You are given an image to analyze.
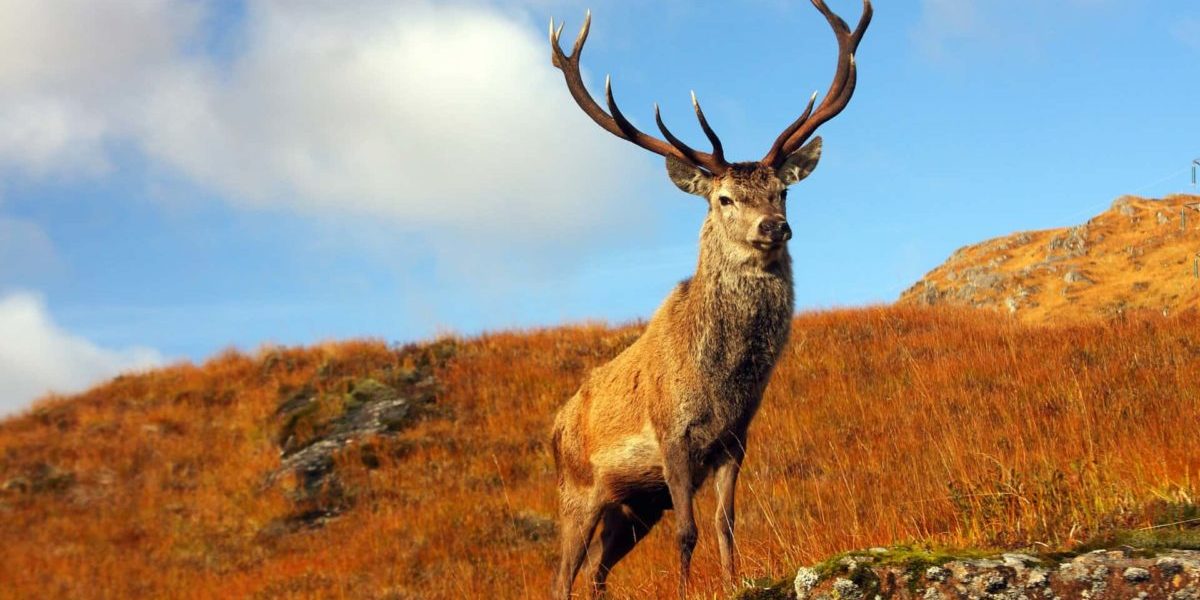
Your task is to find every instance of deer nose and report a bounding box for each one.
[759,218,792,242]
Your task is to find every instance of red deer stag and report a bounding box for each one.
[548,1,872,597]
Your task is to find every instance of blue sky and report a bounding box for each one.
[0,0,1198,412]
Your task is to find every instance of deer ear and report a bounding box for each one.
[777,136,822,186]
[666,156,712,197]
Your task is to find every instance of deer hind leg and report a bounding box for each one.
[587,501,665,597]
[554,489,605,600]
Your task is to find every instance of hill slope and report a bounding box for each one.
[899,194,1200,322]
[3,307,1200,598]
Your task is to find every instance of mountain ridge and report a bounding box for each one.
[899,194,1200,322]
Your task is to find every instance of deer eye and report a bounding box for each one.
[780,190,788,201]
[718,195,734,206]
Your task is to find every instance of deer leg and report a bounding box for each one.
[588,501,665,598]
[713,442,746,584]
[554,491,605,600]
[664,446,698,600]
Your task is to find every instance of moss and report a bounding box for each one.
[881,546,992,594]
[276,391,323,456]
[812,546,988,578]
[788,545,1001,600]
[1116,528,1200,550]
[1068,526,1200,556]
[343,378,397,410]
[733,578,793,600]
[844,562,881,599]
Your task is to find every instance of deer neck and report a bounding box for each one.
[689,227,794,369]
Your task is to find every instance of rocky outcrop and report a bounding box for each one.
[899,194,1200,323]
[263,340,455,529]
[738,547,1200,600]
[271,379,417,483]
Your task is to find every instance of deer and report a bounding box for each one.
[547,2,872,598]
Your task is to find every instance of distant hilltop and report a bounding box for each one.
[899,194,1200,323]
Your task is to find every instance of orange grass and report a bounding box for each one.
[1,305,1199,599]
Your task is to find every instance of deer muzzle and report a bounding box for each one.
[758,217,792,244]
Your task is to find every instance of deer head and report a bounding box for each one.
[550,0,871,259]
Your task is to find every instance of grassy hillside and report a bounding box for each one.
[3,306,1200,598]
[900,194,1200,323]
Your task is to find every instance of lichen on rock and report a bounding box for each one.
[745,546,1200,600]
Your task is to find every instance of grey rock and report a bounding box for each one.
[1157,557,1184,576]
[832,577,862,600]
[1123,567,1150,583]
[1046,224,1089,259]
[963,267,1005,290]
[271,380,412,483]
[794,567,820,599]
[1058,562,1087,582]
[1027,569,1050,587]
[956,284,979,301]
[917,281,942,306]
[1113,197,1138,216]
[787,548,1200,600]
[1170,588,1200,600]
[1002,553,1041,566]
[1004,296,1020,314]
[1064,269,1094,285]
[982,572,1008,593]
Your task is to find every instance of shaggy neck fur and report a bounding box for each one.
[688,217,795,410]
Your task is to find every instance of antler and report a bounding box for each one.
[761,0,873,168]
[549,11,730,175]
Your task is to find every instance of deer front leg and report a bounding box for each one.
[663,443,698,600]
[713,441,746,584]
[554,490,605,600]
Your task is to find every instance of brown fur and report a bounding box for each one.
[551,150,820,598]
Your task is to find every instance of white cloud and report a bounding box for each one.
[0,0,201,176]
[146,1,652,242]
[0,0,653,250]
[0,291,163,415]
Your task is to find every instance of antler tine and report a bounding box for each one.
[548,16,569,68]
[760,84,821,168]
[604,76,646,140]
[851,0,873,46]
[761,0,872,168]
[549,11,729,175]
[654,103,706,166]
[572,10,590,57]
[691,91,726,166]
